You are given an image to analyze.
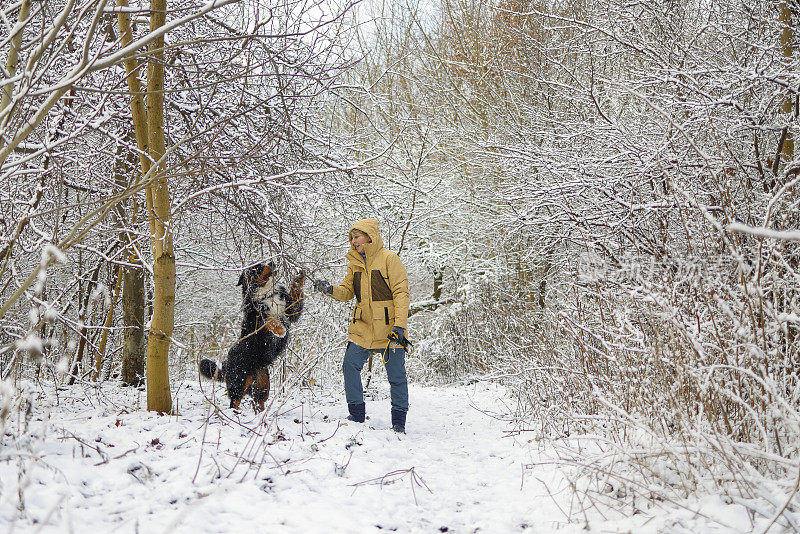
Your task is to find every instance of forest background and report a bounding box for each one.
[2,0,800,530]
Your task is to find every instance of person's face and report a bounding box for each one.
[351,233,371,253]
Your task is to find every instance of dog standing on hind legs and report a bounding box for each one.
[199,262,304,411]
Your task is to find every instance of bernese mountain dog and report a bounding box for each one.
[200,262,304,411]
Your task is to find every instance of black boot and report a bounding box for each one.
[391,409,406,434]
[347,402,365,423]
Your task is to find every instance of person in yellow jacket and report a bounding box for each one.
[314,219,410,433]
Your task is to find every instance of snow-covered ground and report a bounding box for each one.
[0,378,764,532]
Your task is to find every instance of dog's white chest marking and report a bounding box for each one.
[254,284,286,318]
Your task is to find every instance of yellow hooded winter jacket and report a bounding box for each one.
[331,219,410,350]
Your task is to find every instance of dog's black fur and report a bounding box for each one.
[199,262,304,410]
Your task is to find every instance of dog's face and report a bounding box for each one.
[238,262,286,318]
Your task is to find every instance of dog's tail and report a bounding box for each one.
[199,359,225,381]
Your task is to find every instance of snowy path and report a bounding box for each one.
[1,380,576,533]
[1,379,741,533]
[211,383,562,534]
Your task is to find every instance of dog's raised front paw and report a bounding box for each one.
[263,316,287,337]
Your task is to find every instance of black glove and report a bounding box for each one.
[389,326,412,350]
[313,279,333,295]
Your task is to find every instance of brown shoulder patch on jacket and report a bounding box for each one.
[371,270,393,301]
[353,271,362,302]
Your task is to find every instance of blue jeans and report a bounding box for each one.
[343,342,408,412]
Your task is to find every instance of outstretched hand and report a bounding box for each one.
[313,279,333,295]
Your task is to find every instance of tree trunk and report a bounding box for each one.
[121,264,146,386]
[779,2,799,374]
[433,268,443,303]
[780,2,794,165]
[144,0,174,413]
[94,266,122,381]
[68,259,103,385]
[0,0,31,140]
[116,0,155,228]
[116,0,150,389]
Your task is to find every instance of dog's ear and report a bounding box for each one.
[237,272,245,286]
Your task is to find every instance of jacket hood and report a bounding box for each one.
[348,218,384,260]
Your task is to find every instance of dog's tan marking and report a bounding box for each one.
[257,264,273,285]
[253,368,270,411]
